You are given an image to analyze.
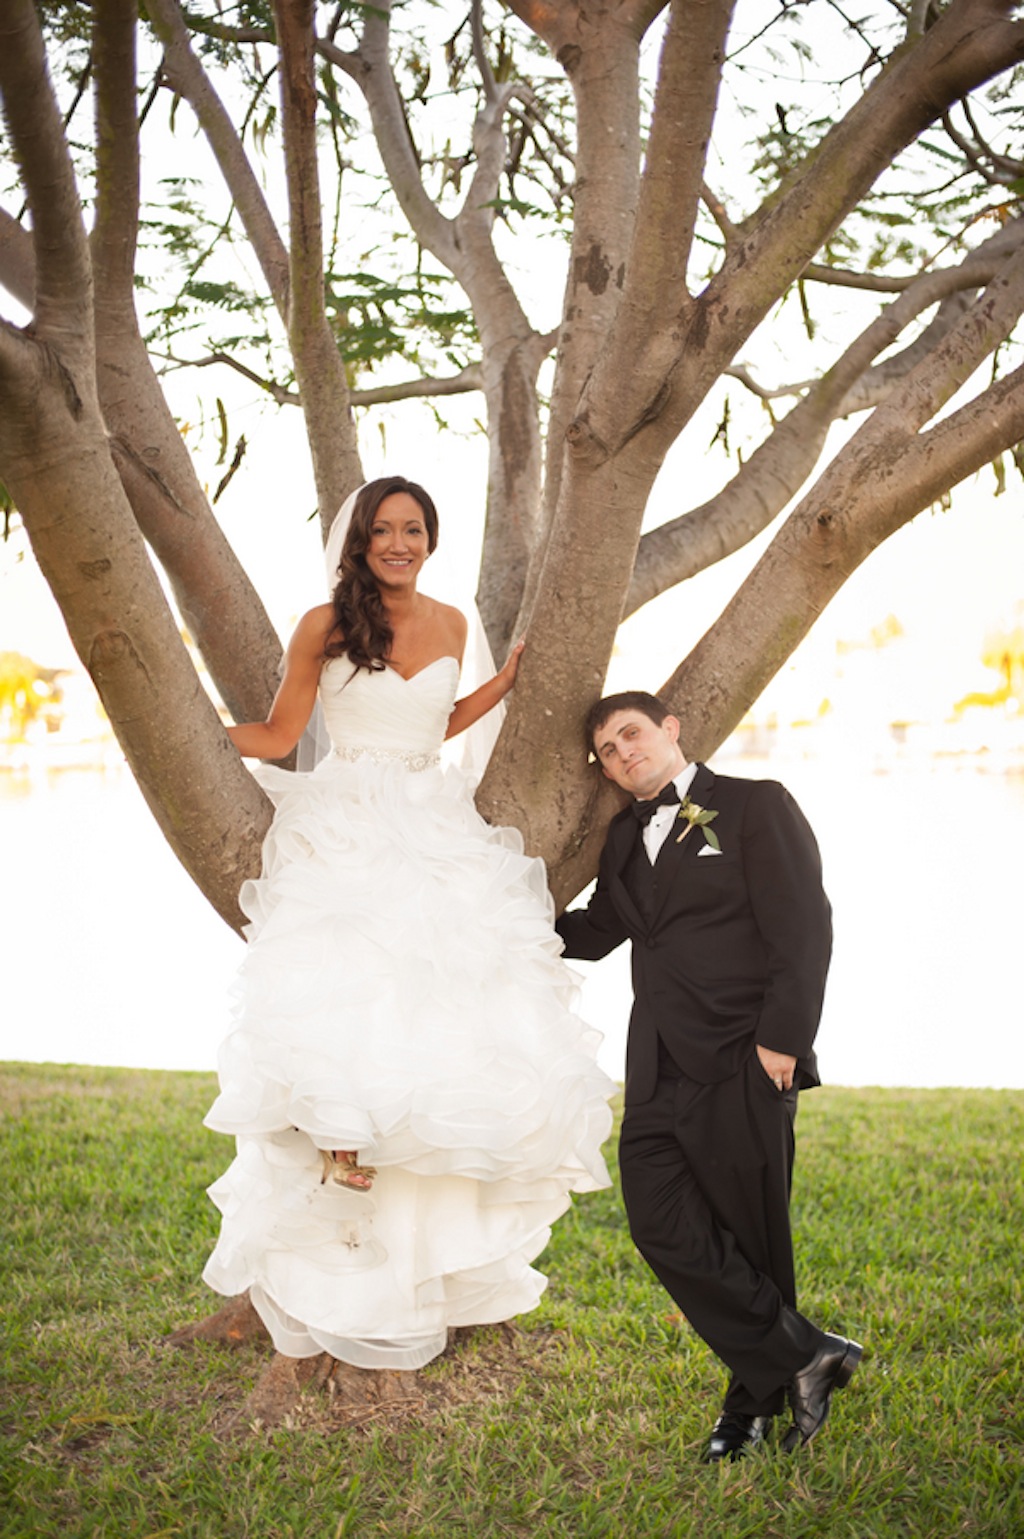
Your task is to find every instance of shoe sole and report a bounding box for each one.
[833,1339,863,1393]
[782,1338,863,1451]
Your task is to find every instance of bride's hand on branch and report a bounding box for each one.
[498,638,526,694]
[444,638,526,740]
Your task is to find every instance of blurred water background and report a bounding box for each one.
[3,755,1021,1090]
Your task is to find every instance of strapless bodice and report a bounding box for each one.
[318,655,459,764]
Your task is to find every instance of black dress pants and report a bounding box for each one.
[618,1052,824,1415]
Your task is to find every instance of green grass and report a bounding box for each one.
[1,1064,1021,1538]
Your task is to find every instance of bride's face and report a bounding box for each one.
[364,493,431,591]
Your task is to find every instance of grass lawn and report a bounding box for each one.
[1,1063,1021,1538]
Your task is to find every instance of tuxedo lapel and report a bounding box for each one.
[688,762,716,808]
[646,764,716,928]
[606,812,648,935]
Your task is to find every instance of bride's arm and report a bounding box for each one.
[228,605,332,759]
[445,640,525,740]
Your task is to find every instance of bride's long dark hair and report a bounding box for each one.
[326,477,439,670]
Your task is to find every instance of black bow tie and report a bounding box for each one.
[632,784,681,826]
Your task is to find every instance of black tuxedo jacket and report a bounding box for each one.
[556,764,832,1105]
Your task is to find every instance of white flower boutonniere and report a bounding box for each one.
[675,796,721,850]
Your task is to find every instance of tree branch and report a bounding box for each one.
[351,363,484,406]
[347,2,554,649]
[507,0,667,53]
[627,230,1021,615]
[0,204,35,311]
[836,216,1024,413]
[573,0,1024,470]
[885,358,1024,508]
[92,0,141,319]
[143,0,291,316]
[272,0,362,527]
[514,1,648,578]
[354,4,459,269]
[92,0,286,729]
[700,179,737,244]
[155,347,301,403]
[661,243,1024,758]
[0,313,36,386]
[719,0,1024,327]
[177,13,275,46]
[0,0,93,344]
[802,262,913,293]
[942,101,1024,184]
[310,29,364,82]
[622,0,736,316]
[0,6,275,927]
[907,0,933,38]
[154,348,485,407]
[470,0,498,105]
[723,364,813,401]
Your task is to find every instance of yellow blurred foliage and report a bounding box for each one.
[0,651,65,743]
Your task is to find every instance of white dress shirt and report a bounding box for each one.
[643,763,698,864]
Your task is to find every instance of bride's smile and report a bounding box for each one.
[365,492,430,589]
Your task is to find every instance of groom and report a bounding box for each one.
[555,692,862,1460]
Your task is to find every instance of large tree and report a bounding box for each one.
[1,0,1023,929]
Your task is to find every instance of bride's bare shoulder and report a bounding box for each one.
[424,597,468,651]
[289,603,340,655]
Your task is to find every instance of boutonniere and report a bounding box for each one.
[676,796,721,850]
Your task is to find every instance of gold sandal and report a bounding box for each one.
[320,1150,377,1192]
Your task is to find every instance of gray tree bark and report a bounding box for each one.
[0,0,269,929]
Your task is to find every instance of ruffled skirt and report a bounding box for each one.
[203,753,614,1369]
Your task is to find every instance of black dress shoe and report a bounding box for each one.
[702,1412,770,1463]
[781,1333,863,1451]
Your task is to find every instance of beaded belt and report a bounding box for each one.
[331,744,440,772]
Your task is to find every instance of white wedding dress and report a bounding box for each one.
[203,655,615,1370]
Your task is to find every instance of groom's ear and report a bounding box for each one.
[593,750,619,783]
[664,715,681,743]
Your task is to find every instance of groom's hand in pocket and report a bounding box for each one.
[756,1045,797,1092]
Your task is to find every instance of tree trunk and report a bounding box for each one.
[511,1,649,638]
[0,0,269,929]
[1,367,269,928]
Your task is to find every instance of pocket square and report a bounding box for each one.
[697,844,723,857]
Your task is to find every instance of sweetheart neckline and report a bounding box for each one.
[383,655,459,683]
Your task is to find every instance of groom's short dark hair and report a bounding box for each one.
[584,691,671,752]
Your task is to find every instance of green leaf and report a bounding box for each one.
[215,398,229,466]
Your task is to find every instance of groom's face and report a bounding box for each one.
[593,710,686,800]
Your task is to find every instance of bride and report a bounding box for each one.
[202,475,615,1371]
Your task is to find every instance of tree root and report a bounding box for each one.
[164,1292,271,1349]
[167,1301,530,1433]
[225,1352,426,1432]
